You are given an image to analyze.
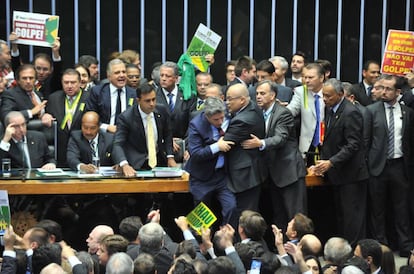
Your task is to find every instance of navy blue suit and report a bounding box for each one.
[185,112,237,226]
[85,83,136,125]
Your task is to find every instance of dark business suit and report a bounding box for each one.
[156,86,195,139]
[261,103,307,228]
[224,101,265,212]
[366,101,414,252]
[0,86,44,123]
[285,78,302,90]
[320,98,368,246]
[0,130,55,168]
[112,104,173,170]
[66,130,114,170]
[11,56,62,100]
[250,84,294,104]
[352,82,372,106]
[85,83,136,125]
[185,112,237,226]
[46,89,90,166]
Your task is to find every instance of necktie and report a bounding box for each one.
[216,127,225,169]
[115,88,122,122]
[197,99,204,110]
[263,111,269,121]
[146,115,157,168]
[387,106,394,159]
[312,94,320,147]
[28,91,39,106]
[367,86,373,97]
[18,140,31,169]
[90,140,97,158]
[167,92,174,112]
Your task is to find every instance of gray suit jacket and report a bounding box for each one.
[224,101,265,193]
[262,103,306,187]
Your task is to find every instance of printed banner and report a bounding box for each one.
[13,11,59,47]
[0,190,11,236]
[381,30,414,76]
[187,23,222,72]
[186,202,217,235]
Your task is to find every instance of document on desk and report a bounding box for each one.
[152,167,184,177]
[36,168,67,176]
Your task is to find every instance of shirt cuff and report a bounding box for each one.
[183,230,195,240]
[52,56,62,62]
[119,160,129,167]
[0,140,11,151]
[259,140,266,150]
[26,249,33,256]
[11,49,19,57]
[100,123,109,132]
[28,110,33,119]
[210,143,220,154]
[207,247,217,259]
[225,246,236,255]
[67,256,82,267]
[3,250,16,258]
[77,163,82,171]
[167,155,174,158]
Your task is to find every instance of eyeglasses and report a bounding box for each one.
[226,96,242,101]
[373,85,396,92]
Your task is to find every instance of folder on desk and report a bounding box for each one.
[152,167,183,177]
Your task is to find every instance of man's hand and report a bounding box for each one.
[218,224,235,249]
[272,224,286,255]
[404,69,414,87]
[41,163,56,170]
[147,209,160,223]
[9,32,19,51]
[60,241,75,260]
[217,137,234,152]
[41,113,55,127]
[3,226,16,251]
[201,227,213,250]
[2,122,16,143]
[80,163,98,174]
[122,164,136,177]
[241,134,262,149]
[183,150,190,161]
[174,216,189,232]
[313,160,332,175]
[205,54,215,65]
[107,125,117,133]
[167,157,177,167]
[173,138,181,153]
[32,101,47,116]
[51,37,61,59]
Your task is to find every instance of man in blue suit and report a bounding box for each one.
[185,97,237,226]
[86,58,136,133]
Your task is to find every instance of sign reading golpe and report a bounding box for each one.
[381,30,414,76]
[13,11,59,47]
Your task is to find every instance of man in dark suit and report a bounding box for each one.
[67,111,113,173]
[314,78,368,246]
[189,72,213,118]
[366,74,414,256]
[46,68,90,166]
[352,60,381,106]
[113,83,176,177]
[0,64,53,126]
[269,56,302,89]
[224,83,265,213]
[185,97,237,226]
[225,56,257,98]
[242,80,307,230]
[0,111,55,169]
[9,33,63,100]
[86,58,136,133]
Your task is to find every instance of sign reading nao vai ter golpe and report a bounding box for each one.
[381,30,414,76]
[13,11,59,47]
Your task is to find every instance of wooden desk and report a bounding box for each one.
[0,173,190,195]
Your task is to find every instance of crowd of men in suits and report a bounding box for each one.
[1,32,414,265]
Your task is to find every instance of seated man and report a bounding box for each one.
[112,83,176,177]
[0,111,55,169]
[67,111,113,173]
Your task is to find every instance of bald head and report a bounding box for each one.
[226,83,250,113]
[40,263,66,274]
[86,225,114,254]
[81,111,100,141]
[299,234,322,257]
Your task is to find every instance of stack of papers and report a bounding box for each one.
[152,167,183,177]
[36,168,67,176]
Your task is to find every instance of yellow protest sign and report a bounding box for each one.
[186,202,217,235]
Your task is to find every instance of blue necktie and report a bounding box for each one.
[312,94,320,147]
[167,93,174,112]
[215,127,225,169]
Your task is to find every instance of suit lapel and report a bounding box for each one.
[325,100,345,138]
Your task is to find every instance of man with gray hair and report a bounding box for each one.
[86,58,136,133]
[185,96,237,226]
[313,78,368,246]
[106,252,134,274]
[323,237,353,273]
[138,223,173,274]
[269,56,301,89]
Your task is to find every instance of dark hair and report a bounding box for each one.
[172,258,197,274]
[134,253,156,274]
[137,83,155,98]
[357,239,382,268]
[239,210,267,241]
[304,255,322,274]
[119,216,143,242]
[257,80,279,96]
[175,240,197,259]
[363,60,379,71]
[74,63,91,78]
[256,60,276,74]
[235,241,265,270]
[35,219,63,242]
[315,59,332,75]
[32,243,62,274]
[79,55,99,67]
[34,53,52,67]
[235,56,256,77]
[261,251,282,274]
[16,64,36,80]
[28,227,49,247]
[62,68,81,81]
[100,234,129,256]
[207,257,236,274]
[292,51,307,62]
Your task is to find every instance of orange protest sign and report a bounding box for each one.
[381,30,414,76]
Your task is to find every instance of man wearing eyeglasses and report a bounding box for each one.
[366,74,414,257]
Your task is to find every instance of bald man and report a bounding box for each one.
[66,111,114,173]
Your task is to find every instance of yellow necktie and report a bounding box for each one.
[146,115,157,168]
